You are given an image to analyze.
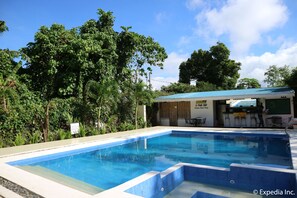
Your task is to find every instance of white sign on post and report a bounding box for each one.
[70,123,80,135]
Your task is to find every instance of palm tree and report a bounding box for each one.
[85,79,118,126]
[0,74,18,113]
[133,81,153,129]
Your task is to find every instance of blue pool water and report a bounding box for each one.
[11,131,292,190]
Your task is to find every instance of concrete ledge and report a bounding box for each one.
[0,186,23,198]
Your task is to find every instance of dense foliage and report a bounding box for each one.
[0,9,167,147]
[179,42,241,90]
[264,65,292,87]
[236,78,261,89]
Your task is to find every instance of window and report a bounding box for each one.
[265,99,291,114]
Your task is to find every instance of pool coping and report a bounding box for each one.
[0,126,296,198]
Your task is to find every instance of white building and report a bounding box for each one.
[154,87,295,128]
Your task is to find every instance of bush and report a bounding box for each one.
[28,131,42,144]
[99,128,106,134]
[79,124,87,137]
[48,131,57,141]
[87,127,99,136]
[0,137,4,148]
[137,117,147,128]
[118,122,135,131]
[57,129,72,140]
[106,115,118,133]
[14,133,26,146]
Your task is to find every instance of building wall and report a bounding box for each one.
[262,96,294,126]
[160,118,170,126]
[190,100,214,127]
[157,96,294,127]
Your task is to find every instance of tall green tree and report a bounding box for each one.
[264,65,291,87]
[133,81,153,129]
[85,79,118,126]
[0,21,8,33]
[179,42,241,89]
[285,67,297,88]
[237,78,261,89]
[115,27,167,126]
[76,9,118,100]
[22,24,77,141]
[0,21,22,113]
[0,67,19,113]
[161,82,199,94]
[285,67,297,117]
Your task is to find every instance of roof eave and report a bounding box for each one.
[154,92,294,102]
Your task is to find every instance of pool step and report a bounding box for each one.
[18,165,103,195]
[165,181,261,198]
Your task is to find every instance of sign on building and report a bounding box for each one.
[195,100,208,109]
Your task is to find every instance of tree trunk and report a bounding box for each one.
[98,107,101,128]
[2,97,8,113]
[43,101,50,142]
[135,100,138,129]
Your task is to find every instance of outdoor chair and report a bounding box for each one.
[196,117,206,127]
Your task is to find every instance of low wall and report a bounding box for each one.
[111,163,297,198]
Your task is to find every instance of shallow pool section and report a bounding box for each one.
[8,131,292,191]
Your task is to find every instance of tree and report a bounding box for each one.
[0,22,22,113]
[76,9,118,100]
[0,69,19,113]
[22,24,78,141]
[85,79,118,127]
[161,83,198,94]
[196,81,218,91]
[179,42,241,90]
[264,65,291,87]
[179,62,191,84]
[237,78,261,89]
[0,21,8,33]
[285,67,297,117]
[133,82,153,129]
[285,67,297,88]
[115,27,167,126]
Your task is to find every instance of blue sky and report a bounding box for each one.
[1,0,297,89]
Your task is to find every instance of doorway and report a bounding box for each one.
[214,100,226,127]
[169,102,178,126]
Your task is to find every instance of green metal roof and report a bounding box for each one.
[155,87,295,102]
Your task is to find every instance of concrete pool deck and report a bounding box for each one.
[0,126,296,198]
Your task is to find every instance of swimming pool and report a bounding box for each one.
[9,130,292,191]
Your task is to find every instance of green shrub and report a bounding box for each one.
[48,131,57,141]
[106,115,118,133]
[137,117,147,128]
[14,133,26,146]
[99,128,106,134]
[28,131,42,144]
[87,127,99,136]
[57,129,72,140]
[118,122,135,131]
[79,124,87,137]
[0,137,4,148]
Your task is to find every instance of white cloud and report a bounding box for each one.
[239,43,297,85]
[155,12,168,24]
[196,0,288,55]
[150,76,179,90]
[178,36,192,46]
[186,0,204,10]
[150,52,188,89]
[267,35,285,46]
